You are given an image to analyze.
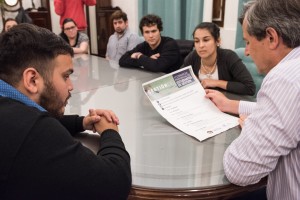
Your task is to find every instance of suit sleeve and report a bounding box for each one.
[59,115,85,136]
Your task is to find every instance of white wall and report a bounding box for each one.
[202,0,238,49]
[49,0,60,34]
[221,0,239,49]
[112,0,139,34]
[23,0,41,9]
[88,6,97,54]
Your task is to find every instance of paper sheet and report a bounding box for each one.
[142,66,239,141]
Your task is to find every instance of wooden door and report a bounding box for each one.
[28,0,52,31]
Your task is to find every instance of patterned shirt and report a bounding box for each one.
[224,46,300,200]
[0,79,46,112]
[74,32,89,48]
[106,28,143,61]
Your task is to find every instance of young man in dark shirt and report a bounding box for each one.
[119,14,182,73]
[0,24,131,200]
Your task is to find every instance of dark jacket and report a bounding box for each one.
[184,48,255,95]
[119,36,182,73]
[0,97,131,200]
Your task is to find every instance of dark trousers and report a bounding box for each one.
[230,187,267,200]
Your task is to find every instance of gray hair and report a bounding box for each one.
[242,0,300,48]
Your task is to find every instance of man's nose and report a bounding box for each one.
[244,47,250,56]
[68,80,74,91]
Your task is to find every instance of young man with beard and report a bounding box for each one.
[119,14,182,73]
[106,10,143,61]
[0,24,131,200]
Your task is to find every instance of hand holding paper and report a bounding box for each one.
[142,66,239,141]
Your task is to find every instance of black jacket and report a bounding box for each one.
[0,97,131,200]
[119,36,182,73]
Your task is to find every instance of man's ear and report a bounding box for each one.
[266,27,279,49]
[22,68,43,94]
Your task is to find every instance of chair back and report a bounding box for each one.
[234,47,265,96]
[176,39,194,61]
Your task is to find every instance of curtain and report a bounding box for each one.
[235,0,249,48]
[138,0,204,40]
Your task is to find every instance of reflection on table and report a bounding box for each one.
[66,54,266,199]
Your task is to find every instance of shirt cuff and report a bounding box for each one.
[239,101,257,115]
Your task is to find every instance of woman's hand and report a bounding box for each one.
[201,79,227,90]
[201,79,217,88]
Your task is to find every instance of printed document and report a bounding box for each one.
[142,66,239,141]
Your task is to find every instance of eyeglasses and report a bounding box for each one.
[64,26,76,31]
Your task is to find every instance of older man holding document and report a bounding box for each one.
[206,0,300,199]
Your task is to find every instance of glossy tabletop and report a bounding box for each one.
[65,55,265,199]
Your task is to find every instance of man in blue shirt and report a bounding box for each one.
[106,10,143,61]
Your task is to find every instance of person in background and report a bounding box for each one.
[206,0,300,199]
[0,23,131,200]
[106,9,143,61]
[59,18,89,54]
[54,0,96,32]
[184,22,255,95]
[119,14,182,73]
[1,18,18,33]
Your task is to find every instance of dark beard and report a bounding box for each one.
[39,80,70,119]
[116,29,125,35]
